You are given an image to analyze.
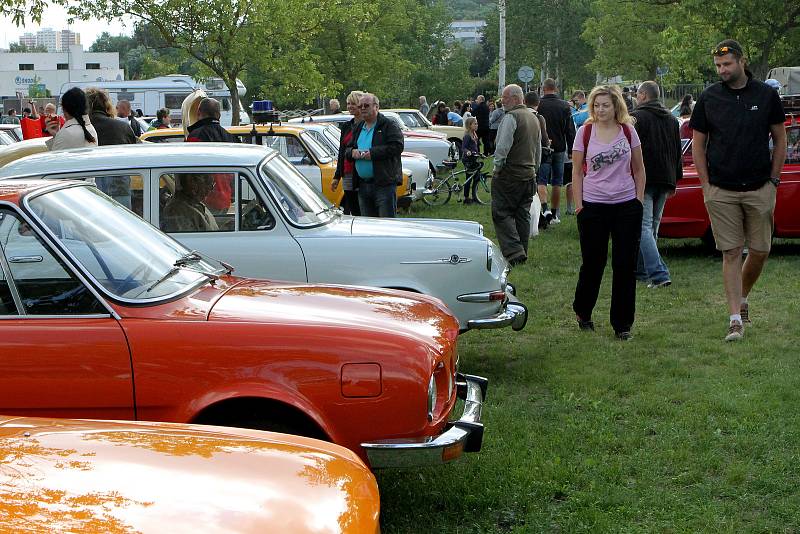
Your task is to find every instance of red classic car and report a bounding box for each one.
[0,416,380,533]
[0,180,486,469]
[659,122,800,248]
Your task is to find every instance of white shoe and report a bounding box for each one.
[551,216,561,224]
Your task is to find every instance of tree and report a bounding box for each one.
[2,0,59,26]
[71,0,334,124]
[665,0,800,79]
[9,42,48,52]
[483,0,595,92]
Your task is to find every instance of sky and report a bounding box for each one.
[0,5,129,49]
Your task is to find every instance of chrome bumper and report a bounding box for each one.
[464,288,528,331]
[362,373,487,469]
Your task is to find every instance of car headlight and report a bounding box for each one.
[486,243,493,272]
[427,374,437,422]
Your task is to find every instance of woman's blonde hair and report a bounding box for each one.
[464,116,477,132]
[586,85,632,125]
[346,91,365,106]
[85,87,116,117]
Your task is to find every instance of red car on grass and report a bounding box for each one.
[659,115,800,249]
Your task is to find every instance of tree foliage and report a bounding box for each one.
[9,42,48,52]
[71,0,335,124]
[483,0,595,93]
[583,0,800,83]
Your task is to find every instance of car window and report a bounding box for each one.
[28,185,217,301]
[0,130,14,146]
[786,127,800,164]
[90,175,145,217]
[239,173,275,231]
[147,135,184,143]
[0,241,19,315]
[159,172,235,233]
[259,156,334,227]
[0,209,104,315]
[398,113,420,128]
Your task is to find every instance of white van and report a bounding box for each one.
[59,75,250,126]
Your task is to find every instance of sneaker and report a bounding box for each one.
[725,321,744,342]
[615,331,633,341]
[647,279,672,289]
[551,216,561,225]
[542,209,553,222]
[576,316,594,331]
[740,302,751,325]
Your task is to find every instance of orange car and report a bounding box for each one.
[0,179,486,469]
[0,415,380,532]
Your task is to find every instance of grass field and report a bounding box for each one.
[376,196,800,533]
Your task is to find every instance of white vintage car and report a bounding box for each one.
[296,121,435,200]
[387,108,466,158]
[0,143,527,333]
[290,112,453,170]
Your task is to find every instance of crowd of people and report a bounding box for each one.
[0,37,786,343]
[463,38,785,343]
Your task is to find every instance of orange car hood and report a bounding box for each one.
[210,279,459,348]
[0,416,379,533]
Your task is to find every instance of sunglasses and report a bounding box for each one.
[712,45,741,56]
[358,103,374,109]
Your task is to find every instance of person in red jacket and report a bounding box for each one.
[20,102,42,140]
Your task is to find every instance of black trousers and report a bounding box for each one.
[341,190,360,216]
[573,199,643,333]
[491,177,535,261]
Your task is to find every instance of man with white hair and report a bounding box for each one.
[492,84,541,265]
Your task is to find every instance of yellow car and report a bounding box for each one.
[141,124,413,209]
[0,415,380,533]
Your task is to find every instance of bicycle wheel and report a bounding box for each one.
[422,177,452,206]
[473,173,491,205]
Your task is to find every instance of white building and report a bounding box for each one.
[18,28,81,52]
[0,45,122,98]
[449,20,487,47]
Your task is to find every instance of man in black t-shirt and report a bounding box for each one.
[690,39,786,342]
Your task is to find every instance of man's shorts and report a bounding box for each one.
[537,150,566,187]
[704,181,776,252]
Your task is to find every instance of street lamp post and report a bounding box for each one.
[498,0,506,94]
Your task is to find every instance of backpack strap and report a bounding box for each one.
[622,124,633,174]
[581,123,592,174]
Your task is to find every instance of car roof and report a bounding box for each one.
[140,124,309,139]
[0,143,275,179]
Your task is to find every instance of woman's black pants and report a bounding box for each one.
[573,199,643,333]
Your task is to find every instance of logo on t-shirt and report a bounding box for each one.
[590,140,629,171]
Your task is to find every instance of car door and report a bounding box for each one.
[264,135,323,191]
[0,206,134,420]
[150,168,308,282]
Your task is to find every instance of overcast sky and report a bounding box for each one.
[0,5,130,49]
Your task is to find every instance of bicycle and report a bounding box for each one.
[422,156,491,206]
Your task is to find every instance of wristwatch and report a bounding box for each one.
[769,176,781,187]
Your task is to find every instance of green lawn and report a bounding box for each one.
[377,197,800,533]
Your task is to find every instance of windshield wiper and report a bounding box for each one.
[315,206,339,217]
[142,251,219,295]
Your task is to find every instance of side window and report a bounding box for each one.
[159,172,235,233]
[239,174,275,231]
[400,113,419,128]
[787,128,800,164]
[0,237,18,315]
[266,135,312,165]
[0,210,104,315]
[91,175,145,216]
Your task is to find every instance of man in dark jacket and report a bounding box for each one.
[632,80,682,289]
[186,98,237,143]
[536,78,575,223]
[690,39,786,342]
[346,93,404,217]
[472,95,491,154]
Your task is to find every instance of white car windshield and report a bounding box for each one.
[259,155,336,226]
[27,185,223,301]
